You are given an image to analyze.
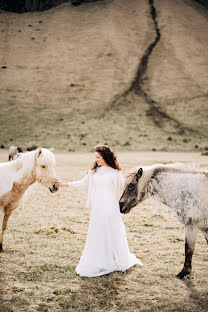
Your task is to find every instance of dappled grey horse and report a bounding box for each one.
[119,164,208,279]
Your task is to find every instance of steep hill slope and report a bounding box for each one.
[0,0,207,151]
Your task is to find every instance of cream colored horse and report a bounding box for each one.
[0,148,59,252]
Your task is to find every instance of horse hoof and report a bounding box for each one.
[176,270,191,279]
[0,248,5,253]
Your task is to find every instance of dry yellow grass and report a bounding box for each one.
[0,151,208,312]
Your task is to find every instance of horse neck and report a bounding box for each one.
[14,178,35,197]
[16,151,37,187]
[146,173,171,207]
[19,174,36,189]
[146,171,197,209]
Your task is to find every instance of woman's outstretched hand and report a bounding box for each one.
[125,170,137,178]
[55,179,68,187]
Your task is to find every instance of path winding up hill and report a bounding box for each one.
[0,0,207,151]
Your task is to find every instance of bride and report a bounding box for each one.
[56,145,143,277]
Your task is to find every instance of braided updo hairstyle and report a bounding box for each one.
[91,145,121,171]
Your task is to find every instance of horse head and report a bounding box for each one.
[34,148,59,193]
[119,168,144,214]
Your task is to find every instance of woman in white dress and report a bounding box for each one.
[56,145,143,277]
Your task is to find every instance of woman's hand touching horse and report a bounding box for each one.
[54,179,68,187]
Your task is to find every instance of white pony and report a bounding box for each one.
[0,148,59,252]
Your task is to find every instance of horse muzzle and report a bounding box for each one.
[119,202,130,214]
[120,208,130,214]
[49,184,59,193]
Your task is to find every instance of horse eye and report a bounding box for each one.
[41,165,46,169]
[128,183,134,190]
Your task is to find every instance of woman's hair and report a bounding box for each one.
[91,145,121,171]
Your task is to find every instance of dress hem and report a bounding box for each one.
[75,259,143,278]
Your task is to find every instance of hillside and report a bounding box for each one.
[0,0,207,152]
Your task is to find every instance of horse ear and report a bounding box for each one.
[49,147,55,153]
[36,147,42,158]
[136,168,143,181]
[138,168,143,177]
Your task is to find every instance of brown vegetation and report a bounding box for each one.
[0,0,207,151]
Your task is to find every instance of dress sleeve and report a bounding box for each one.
[118,171,126,193]
[115,170,126,200]
[67,172,90,188]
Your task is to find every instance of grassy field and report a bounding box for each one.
[0,151,208,312]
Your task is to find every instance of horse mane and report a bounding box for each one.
[16,148,55,170]
[12,150,36,183]
[132,163,208,195]
[150,163,206,176]
[16,150,36,169]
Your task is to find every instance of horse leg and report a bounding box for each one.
[177,224,198,279]
[0,210,3,252]
[201,229,208,243]
[0,212,12,253]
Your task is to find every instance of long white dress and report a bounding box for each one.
[68,166,143,277]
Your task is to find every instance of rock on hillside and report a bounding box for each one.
[0,0,207,151]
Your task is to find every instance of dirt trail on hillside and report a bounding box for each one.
[0,0,207,151]
[143,0,208,133]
